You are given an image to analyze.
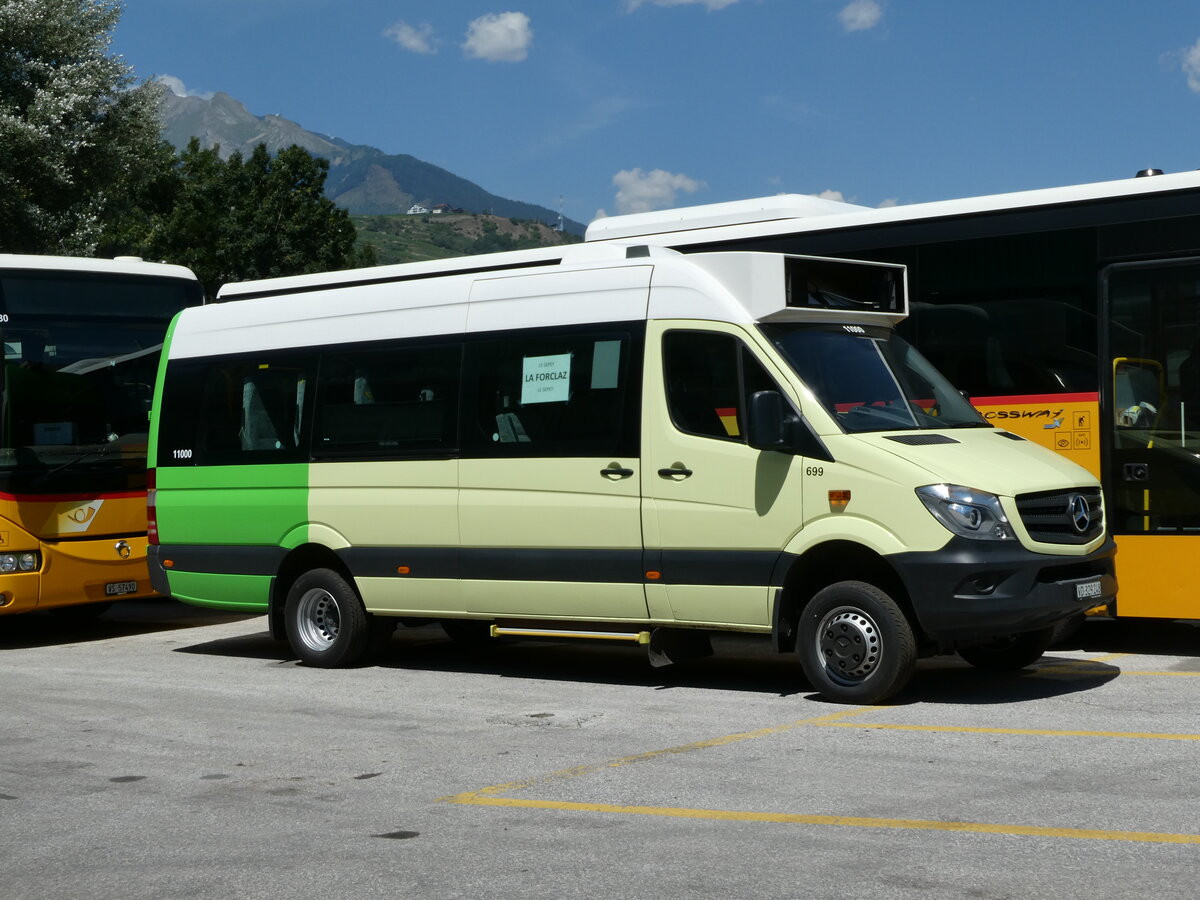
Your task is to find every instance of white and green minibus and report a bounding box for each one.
[147,242,1115,703]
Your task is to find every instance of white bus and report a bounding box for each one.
[147,241,1112,703]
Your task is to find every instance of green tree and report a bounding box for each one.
[0,0,162,253]
[144,140,374,297]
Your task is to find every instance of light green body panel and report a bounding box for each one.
[165,571,272,612]
[459,456,648,619]
[659,584,773,626]
[357,577,462,615]
[155,464,309,547]
[308,459,460,612]
[307,459,459,547]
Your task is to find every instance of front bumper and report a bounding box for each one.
[891,536,1117,644]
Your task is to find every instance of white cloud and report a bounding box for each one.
[816,189,846,202]
[155,75,213,100]
[838,0,882,32]
[1183,38,1200,92]
[463,12,533,62]
[384,21,438,55]
[877,197,899,208]
[623,0,742,10]
[613,168,706,214]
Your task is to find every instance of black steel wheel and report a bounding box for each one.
[796,581,917,704]
[284,568,373,667]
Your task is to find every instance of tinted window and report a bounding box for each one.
[463,325,641,457]
[158,355,312,466]
[313,343,460,458]
[663,331,777,442]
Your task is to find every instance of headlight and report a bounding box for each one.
[916,484,1015,541]
[0,552,41,573]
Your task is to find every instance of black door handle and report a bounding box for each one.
[601,466,635,477]
[657,467,693,478]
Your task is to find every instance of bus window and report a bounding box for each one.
[314,344,461,458]
[192,356,312,464]
[1106,262,1200,534]
[462,327,639,458]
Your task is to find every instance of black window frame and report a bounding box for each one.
[460,321,644,460]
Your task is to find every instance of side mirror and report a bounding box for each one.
[747,390,789,450]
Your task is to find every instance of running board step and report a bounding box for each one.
[489,625,651,644]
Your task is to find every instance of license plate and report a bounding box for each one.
[105,581,138,596]
[1075,580,1102,600]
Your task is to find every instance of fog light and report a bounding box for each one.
[0,554,16,574]
[19,552,37,571]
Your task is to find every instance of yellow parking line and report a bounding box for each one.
[450,796,1200,844]
[816,722,1200,740]
[439,705,880,803]
[438,666,1200,845]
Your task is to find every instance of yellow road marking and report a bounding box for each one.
[817,722,1200,740]
[439,653,1200,844]
[439,706,879,803]
[449,796,1200,844]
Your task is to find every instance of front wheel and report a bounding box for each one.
[958,627,1054,671]
[796,581,916,704]
[285,568,374,667]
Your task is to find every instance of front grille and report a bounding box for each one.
[1015,487,1104,545]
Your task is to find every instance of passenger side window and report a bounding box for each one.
[463,326,641,458]
[161,355,312,466]
[314,343,460,458]
[663,331,776,443]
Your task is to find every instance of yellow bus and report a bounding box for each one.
[0,255,202,617]
[587,170,1200,620]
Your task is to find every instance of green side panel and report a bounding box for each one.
[156,464,309,547]
[147,312,181,465]
[167,571,272,612]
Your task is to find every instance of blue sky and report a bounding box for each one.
[114,0,1200,226]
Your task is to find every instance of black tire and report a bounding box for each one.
[796,581,917,704]
[958,627,1054,671]
[284,568,373,667]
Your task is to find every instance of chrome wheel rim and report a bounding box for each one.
[815,605,882,684]
[295,587,340,652]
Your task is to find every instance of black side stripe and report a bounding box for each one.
[157,544,791,588]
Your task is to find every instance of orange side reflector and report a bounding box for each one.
[645,571,662,581]
[397,566,411,575]
[163,559,174,568]
[828,490,851,512]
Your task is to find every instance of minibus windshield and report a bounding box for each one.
[761,323,988,434]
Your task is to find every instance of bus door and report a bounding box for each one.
[642,325,803,628]
[1104,258,1200,617]
[456,268,652,621]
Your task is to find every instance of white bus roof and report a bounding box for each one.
[0,253,198,281]
[584,170,1200,245]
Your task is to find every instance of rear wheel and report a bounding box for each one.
[285,569,374,667]
[958,627,1054,671]
[796,581,916,704]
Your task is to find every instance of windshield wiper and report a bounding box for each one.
[30,445,113,486]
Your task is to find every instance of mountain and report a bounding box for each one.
[158,89,584,234]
